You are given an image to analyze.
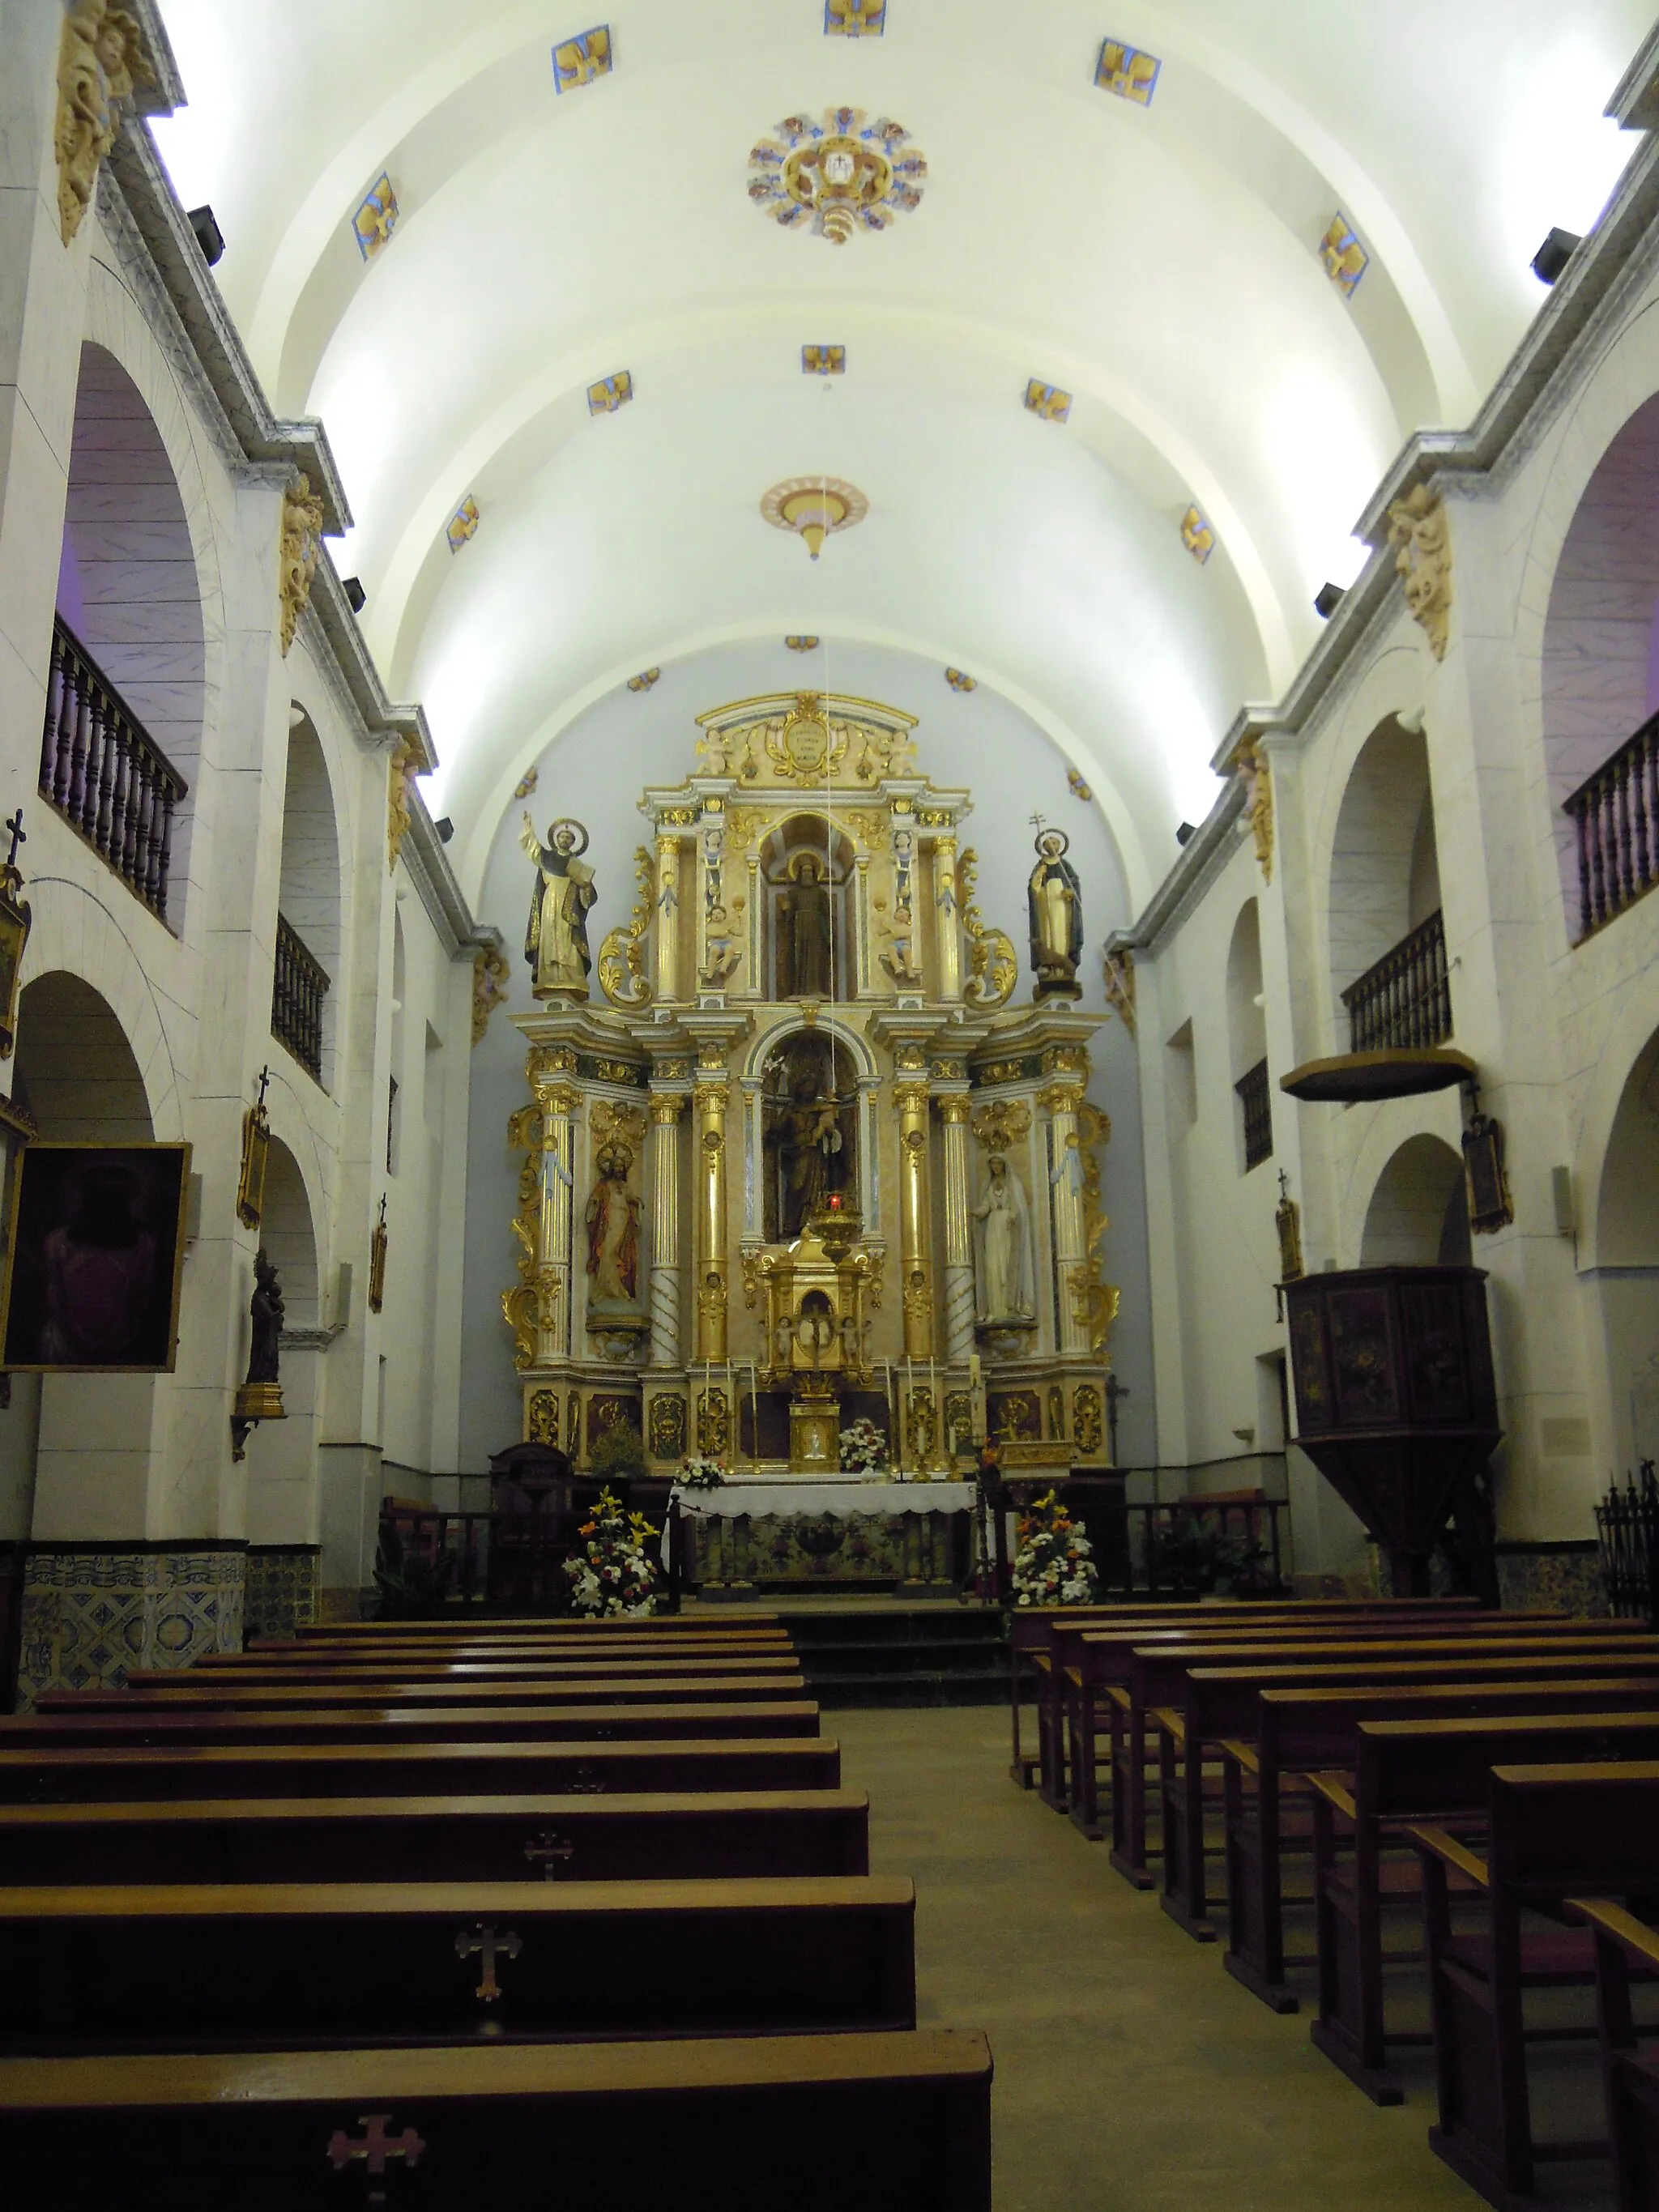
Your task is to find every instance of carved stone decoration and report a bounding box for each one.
[1102,946,1137,1034]
[958,850,1017,1009]
[277,475,326,656]
[55,0,152,245]
[471,944,510,1044]
[386,740,416,874]
[1232,736,1274,883]
[598,846,654,1008]
[1387,484,1452,661]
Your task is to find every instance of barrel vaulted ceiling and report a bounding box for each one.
[148,0,1646,906]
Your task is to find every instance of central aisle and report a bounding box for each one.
[835,1707,1494,2212]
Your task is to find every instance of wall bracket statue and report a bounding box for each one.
[1028,825,1084,1000]
[522,816,597,1001]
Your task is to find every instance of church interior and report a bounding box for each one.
[4,1,1659,2205]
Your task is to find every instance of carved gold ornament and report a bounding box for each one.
[1102,946,1137,1034]
[1068,1100,1119,1356]
[55,1,151,245]
[386,741,416,874]
[958,850,1017,1010]
[598,846,654,1008]
[761,479,868,563]
[527,1388,559,1447]
[694,691,916,787]
[1073,1383,1104,1457]
[1387,484,1452,661]
[748,109,926,246]
[971,1099,1032,1156]
[591,1100,646,1158]
[471,944,510,1045]
[278,475,326,657]
[1233,736,1274,883]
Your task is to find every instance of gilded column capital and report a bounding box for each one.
[650,1092,689,1125]
[1037,1081,1085,1117]
[693,1081,730,1116]
[935,1094,972,1125]
[535,1083,583,1119]
[893,1082,932,1118]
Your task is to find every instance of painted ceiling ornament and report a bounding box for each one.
[446,495,480,554]
[1024,380,1073,424]
[514,766,539,800]
[55,0,153,246]
[1096,38,1161,104]
[785,637,821,653]
[1387,484,1453,661]
[627,668,660,693]
[761,476,868,562]
[945,668,977,693]
[825,0,886,32]
[1319,211,1369,300]
[1180,505,1215,565]
[352,173,399,262]
[748,109,926,246]
[1067,767,1093,802]
[802,345,847,375]
[277,474,326,658]
[1232,735,1274,883]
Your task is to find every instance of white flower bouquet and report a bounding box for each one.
[1010,1489,1098,1609]
[679,1453,727,1491]
[564,1485,659,1616]
[838,1416,889,1474]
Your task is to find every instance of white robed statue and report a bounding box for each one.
[521,815,596,1001]
[971,1154,1035,1321]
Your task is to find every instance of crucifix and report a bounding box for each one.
[327,2112,427,2200]
[454,1921,522,2002]
[2,811,24,876]
[523,1828,576,1877]
[1104,1371,1130,1464]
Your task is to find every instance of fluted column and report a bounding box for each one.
[647,1089,686,1367]
[933,834,962,1003]
[896,1077,934,1357]
[1040,1080,1090,1357]
[693,1074,730,1362]
[655,833,681,1002]
[937,1091,975,1362]
[532,1075,581,1365]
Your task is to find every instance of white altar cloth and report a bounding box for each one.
[670,1480,978,1519]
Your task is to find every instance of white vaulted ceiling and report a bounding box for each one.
[147,0,1646,906]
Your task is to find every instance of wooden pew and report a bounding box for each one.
[1563,1899,1659,2212]
[1411,1760,1659,2208]
[1111,1630,1650,1891]
[0,1735,840,1805]
[0,1874,915,2051]
[0,2027,994,2212]
[0,1788,872,1885]
[126,1656,804,1690]
[37,1673,808,1714]
[288,1610,784,1635]
[2,1701,822,1750]
[232,1628,795,1658]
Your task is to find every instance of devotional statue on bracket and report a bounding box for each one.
[521,814,597,1001]
[762,1033,855,1240]
[972,1153,1035,1323]
[777,849,835,999]
[584,1142,642,1308]
[1028,825,1084,1000]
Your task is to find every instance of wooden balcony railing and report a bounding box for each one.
[1235,1056,1273,1170]
[1341,908,1451,1051]
[40,616,186,924]
[272,912,329,1081]
[1564,713,1659,940]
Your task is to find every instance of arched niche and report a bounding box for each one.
[245,1136,322,1545]
[1327,716,1443,1035]
[757,815,856,1003]
[55,343,205,923]
[1359,1132,1470,1268]
[275,709,343,1088]
[1225,897,1271,1174]
[1593,1023,1659,1473]
[758,1028,859,1242]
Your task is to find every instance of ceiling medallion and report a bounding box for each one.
[748,109,926,246]
[761,477,868,561]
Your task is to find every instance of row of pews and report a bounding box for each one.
[0,1609,992,2210]
[1011,1593,1659,2211]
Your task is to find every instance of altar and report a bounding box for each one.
[668,1479,979,1592]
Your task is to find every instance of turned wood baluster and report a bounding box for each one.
[40,631,66,795]
[1591,776,1610,927]
[143,768,166,910]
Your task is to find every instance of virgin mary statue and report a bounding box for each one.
[971,1154,1035,1322]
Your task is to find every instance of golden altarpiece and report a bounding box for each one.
[501,692,1119,1509]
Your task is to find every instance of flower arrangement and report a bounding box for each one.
[679,1454,727,1492]
[838,1417,888,1475]
[1010,1489,1098,1609]
[564,1485,659,1616]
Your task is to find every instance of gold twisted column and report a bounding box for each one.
[936,1092,975,1362]
[533,1075,581,1365]
[655,833,681,1002]
[896,1080,934,1358]
[647,1090,685,1367]
[1039,1080,1090,1357]
[934,835,962,1003]
[693,1077,730,1362]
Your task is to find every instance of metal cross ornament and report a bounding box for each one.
[3,812,24,872]
[327,2112,427,2203]
[454,1921,522,2001]
[523,1827,576,1877]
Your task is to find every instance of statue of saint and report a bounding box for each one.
[521,816,597,1001]
[972,1154,1034,1322]
[245,1247,284,1386]
[1027,827,1084,999]
[584,1143,641,1306]
[778,850,834,999]
[766,1056,848,1238]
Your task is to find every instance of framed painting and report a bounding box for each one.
[0,1142,191,1371]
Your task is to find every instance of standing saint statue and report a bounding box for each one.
[584,1143,642,1306]
[521,815,597,1001]
[778,850,834,999]
[971,1154,1035,1322]
[1027,826,1084,999]
[765,1055,848,1238]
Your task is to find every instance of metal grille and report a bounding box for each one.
[1596,1461,1659,1623]
[1235,1056,1273,1171]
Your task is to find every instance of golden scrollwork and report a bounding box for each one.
[531,1045,578,1081]
[527,1388,559,1446]
[696,693,918,787]
[696,1387,731,1455]
[894,1042,928,1073]
[471,944,510,1045]
[278,475,326,657]
[724,807,770,850]
[740,1248,765,1311]
[957,850,1017,1009]
[55,0,152,245]
[591,1100,646,1157]
[1067,1098,1119,1356]
[1103,946,1137,1033]
[597,846,655,1008]
[971,1098,1032,1155]
[1232,735,1274,883]
[1073,1383,1104,1456]
[976,1058,1026,1087]
[893,1083,931,1118]
[1068,1268,1121,1359]
[1387,484,1452,661]
[842,808,890,852]
[386,740,416,874]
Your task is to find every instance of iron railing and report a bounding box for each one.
[1596,1461,1659,1623]
[1341,908,1451,1051]
[1235,1057,1273,1170]
[1564,714,1659,940]
[272,913,330,1082]
[40,615,186,924]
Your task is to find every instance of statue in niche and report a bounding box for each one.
[246,1248,285,1385]
[777,850,834,999]
[1027,825,1084,1000]
[520,815,597,1001]
[972,1154,1034,1323]
[584,1143,642,1306]
[763,1034,855,1240]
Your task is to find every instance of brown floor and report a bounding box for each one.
[834,1706,1572,2212]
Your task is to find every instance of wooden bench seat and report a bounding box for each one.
[0,1788,872,1884]
[223,1631,795,1664]
[0,1736,840,1806]
[2,1701,821,1750]
[1410,1761,1659,2208]
[288,1610,784,1636]
[0,1875,915,2052]
[0,2027,994,2212]
[1563,1899,1659,2212]
[126,1656,804,1690]
[36,1673,807,1714]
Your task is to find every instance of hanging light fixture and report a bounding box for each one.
[761,476,868,560]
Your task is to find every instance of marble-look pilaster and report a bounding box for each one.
[533,1071,581,1365]
[648,1089,686,1367]
[936,1091,975,1362]
[1039,1080,1091,1357]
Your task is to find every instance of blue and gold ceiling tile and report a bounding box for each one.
[553,26,612,92]
[1180,505,1216,565]
[1024,380,1073,424]
[1096,40,1161,105]
[352,173,399,261]
[446,496,480,554]
[1319,213,1368,300]
[588,371,634,415]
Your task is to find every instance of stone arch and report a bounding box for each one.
[1359,1132,1470,1268]
[274,707,343,1087]
[17,878,183,1138]
[1225,896,1269,1172]
[1589,1021,1659,1473]
[1325,714,1444,1039]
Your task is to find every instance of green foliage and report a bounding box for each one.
[371,1518,456,1620]
[1154,1514,1269,1596]
[589,1421,647,1481]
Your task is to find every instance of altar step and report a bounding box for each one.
[775,1602,1007,1709]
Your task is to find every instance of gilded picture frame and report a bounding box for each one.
[368,1196,388,1315]
[0,1141,192,1372]
[0,847,32,1060]
[237,1097,271,1229]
